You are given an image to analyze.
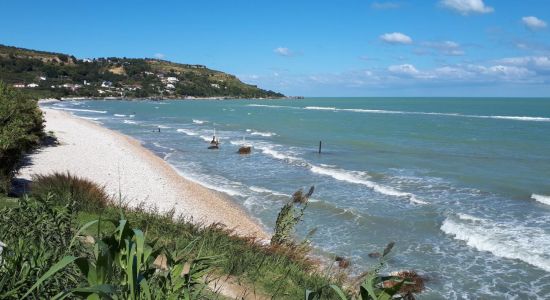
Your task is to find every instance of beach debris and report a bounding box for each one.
[335,256,351,269]
[238,146,251,154]
[384,270,426,295]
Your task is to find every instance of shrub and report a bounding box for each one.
[31,172,111,212]
[0,81,44,194]
[0,195,80,299]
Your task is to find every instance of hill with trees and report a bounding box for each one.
[0,44,285,99]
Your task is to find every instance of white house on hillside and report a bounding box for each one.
[166,77,179,83]
[27,83,39,88]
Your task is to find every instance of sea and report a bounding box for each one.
[45,97,550,299]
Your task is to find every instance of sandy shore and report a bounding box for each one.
[18,108,268,239]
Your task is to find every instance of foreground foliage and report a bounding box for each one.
[0,81,44,194]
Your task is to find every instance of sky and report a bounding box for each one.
[1,0,550,97]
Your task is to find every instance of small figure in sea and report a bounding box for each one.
[158,127,161,133]
[208,136,219,149]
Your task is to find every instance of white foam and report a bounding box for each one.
[199,135,214,142]
[54,107,107,114]
[114,114,126,117]
[246,129,252,132]
[247,104,294,109]
[441,215,550,272]
[532,194,550,206]
[304,106,337,111]
[156,125,171,129]
[249,186,290,197]
[193,119,207,124]
[300,106,550,122]
[176,129,198,136]
[457,213,484,222]
[123,120,137,124]
[250,131,276,137]
[256,145,300,162]
[309,165,427,204]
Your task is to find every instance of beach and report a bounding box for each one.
[18,107,268,239]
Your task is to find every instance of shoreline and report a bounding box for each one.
[18,108,269,239]
[38,95,302,103]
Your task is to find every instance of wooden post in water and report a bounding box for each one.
[318,141,322,154]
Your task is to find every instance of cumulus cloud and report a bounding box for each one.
[440,0,494,15]
[274,47,293,56]
[371,1,402,9]
[154,53,165,59]
[380,32,413,44]
[422,40,465,56]
[388,64,420,76]
[496,56,550,72]
[522,16,547,30]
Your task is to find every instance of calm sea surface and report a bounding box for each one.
[47,98,550,299]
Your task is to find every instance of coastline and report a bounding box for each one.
[18,108,268,239]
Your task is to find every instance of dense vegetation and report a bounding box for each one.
[0,44,284,99]
[0,81,44,194]
[0,173,422,299]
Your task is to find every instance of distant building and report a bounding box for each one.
[101,81,113,88]
[166,77,179,83]
[144,71,154,76]
[210,83,220,89]
[166,83,175,89]
[82,58,93,63]
[13,83,26,88]
[27,83,39,88]
[39,76,47,81]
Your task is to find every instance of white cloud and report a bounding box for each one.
[380,32,413,44]
[154,53,165,59]
[496,56,550,72]
[371,2,401,10]
[388,64,421,76]
[522,16,547,30]
[440,0,494,15]
[274,47,292,56]
[422,40,465,56]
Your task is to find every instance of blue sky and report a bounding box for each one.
[1,0,550,96]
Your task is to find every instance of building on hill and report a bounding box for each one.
[27,83,39,88]
[13,83,25,88]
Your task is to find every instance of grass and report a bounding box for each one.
[5,172,344,299]
[0,195,18,209]
[2,174,423,299]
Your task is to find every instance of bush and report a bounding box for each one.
[31,172,111,212]
[0,195,80,299]
[0,81,44,194]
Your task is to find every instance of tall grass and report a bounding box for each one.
[31,172,111,212]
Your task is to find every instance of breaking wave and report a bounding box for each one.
[441,214,550,272]
[531,194,550,206]
[176,128,198,136]
[309,165,427,204]
[250,131,276,137]
[54,107,107,114]
[193,119,207,124]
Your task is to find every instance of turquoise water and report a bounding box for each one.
[48,98,550,299]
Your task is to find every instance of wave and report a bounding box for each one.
[531,194,550,206]
[304,106,337,111]
[251,131,276,137]
[309,165,427,204]
[114,114,126,117]
[255,145,300,162]
[176,129,198,136]
[247,104,295,109]
[54,107,108,114]
[156,125,171,129]
[300,106,550,122]
[123,120,137,124]
[249,186,290,197]
[441,215,550,272]
[193,119,207,124]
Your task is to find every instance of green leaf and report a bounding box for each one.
[328,284,349,300]
[69,219,99,249]
[22,255,79,299]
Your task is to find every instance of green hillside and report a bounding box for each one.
[0,44,284,99]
